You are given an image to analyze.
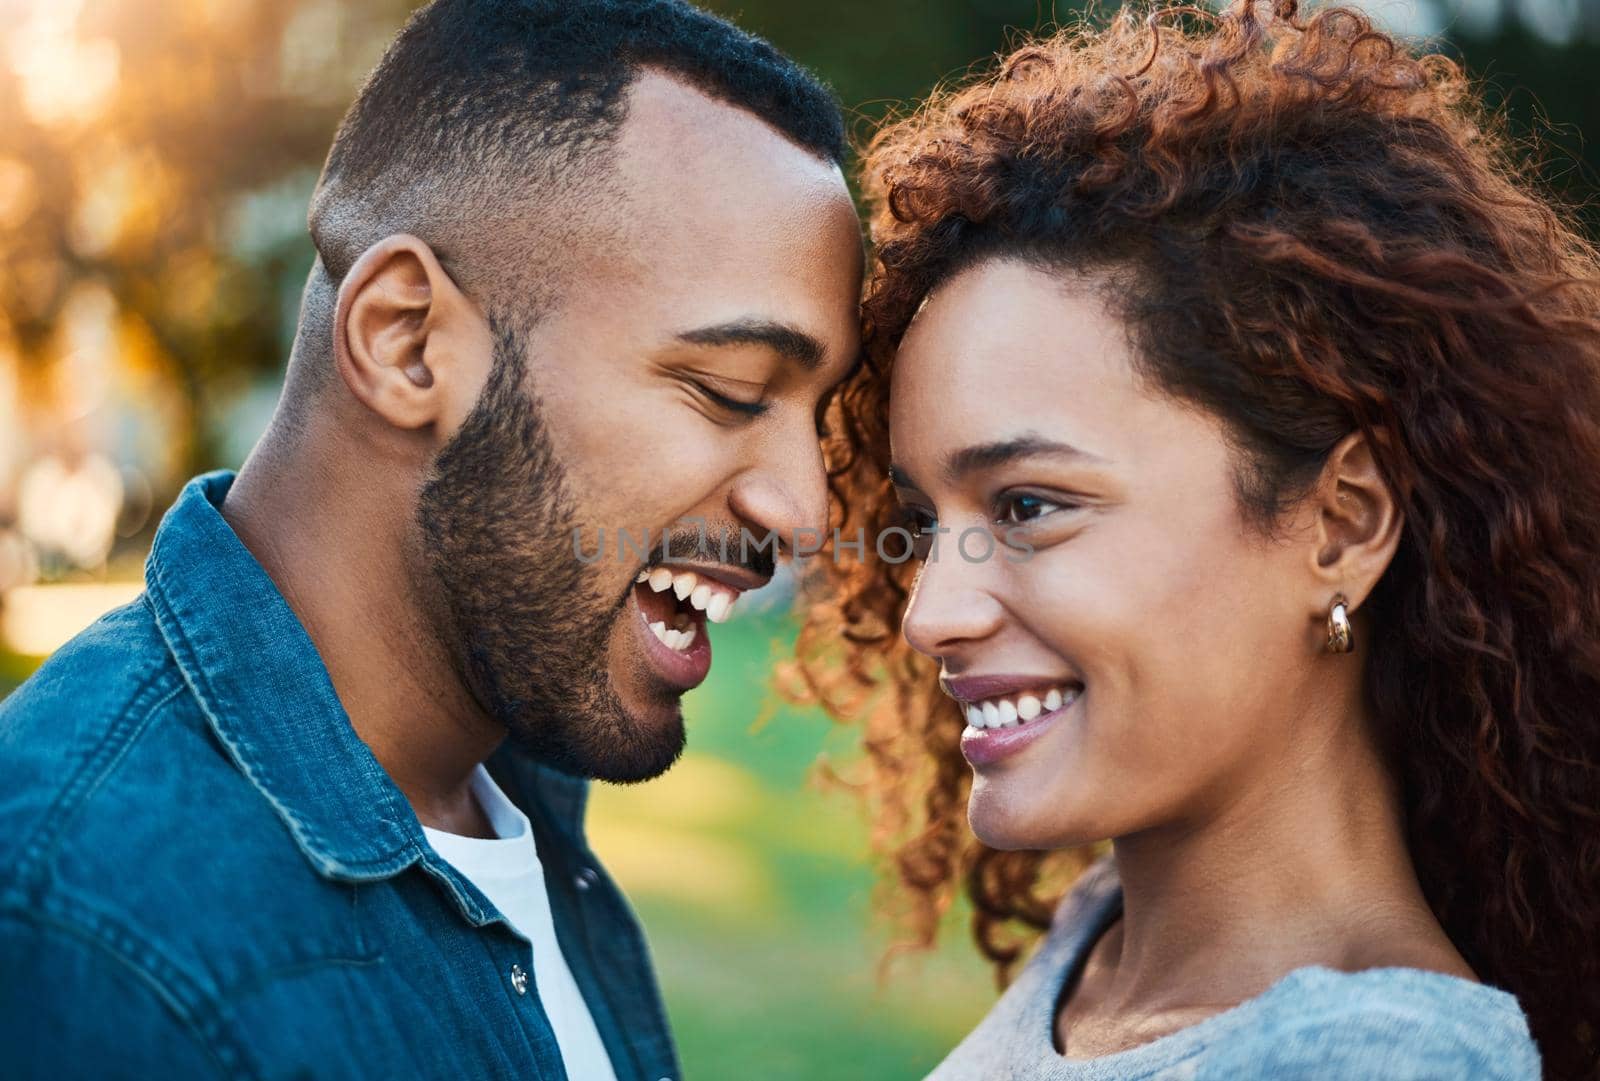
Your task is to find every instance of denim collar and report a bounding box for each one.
[144,471,429,882]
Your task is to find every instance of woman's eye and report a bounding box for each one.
[893,506,939,559]
[997,493,1068,525]
[893,505,937,533]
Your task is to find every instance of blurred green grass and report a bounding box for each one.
[2,606,991,1080]
[587,608,989,1080]
[0,648,35,696]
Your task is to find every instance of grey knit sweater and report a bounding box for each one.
[926,860,1540,1080]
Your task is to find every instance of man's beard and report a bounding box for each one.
[415,323,685,782]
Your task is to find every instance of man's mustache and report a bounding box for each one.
[650,523,777,583]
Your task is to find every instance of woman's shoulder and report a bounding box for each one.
[1194,965,1540,1081]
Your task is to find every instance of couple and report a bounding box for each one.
[1,1,1595,1078]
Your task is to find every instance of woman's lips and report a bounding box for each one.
[942,672,1081,704]
[958,683,1081,767]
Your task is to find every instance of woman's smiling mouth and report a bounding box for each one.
[942,673,1085,767]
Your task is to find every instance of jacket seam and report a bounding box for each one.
[0,901,257,1079]
[11,669,186,895]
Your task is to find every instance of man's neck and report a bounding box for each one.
[221,419,505,836]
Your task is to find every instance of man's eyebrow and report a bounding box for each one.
[674,318,826,370]
[944,434,1104,481]
[888,464,920,491]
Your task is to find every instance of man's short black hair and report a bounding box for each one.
[293,0,845,386]
[324,0,843,209]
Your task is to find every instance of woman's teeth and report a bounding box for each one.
[963,685,1078,729]
[636,566,740,623]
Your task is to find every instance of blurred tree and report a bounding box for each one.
[0,0,411,476]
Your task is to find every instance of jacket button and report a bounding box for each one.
[575,867,599,892]
[510,963,528,996]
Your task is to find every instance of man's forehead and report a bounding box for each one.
[509,70,860,363]
[557,72,857,304]
[614,70,849,209]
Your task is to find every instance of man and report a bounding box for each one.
[0,1,861,1078]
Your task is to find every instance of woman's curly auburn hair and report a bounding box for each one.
[788,1,1600,1076]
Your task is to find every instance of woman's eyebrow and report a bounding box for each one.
[887,464,921,491]
[942,434,1104,482]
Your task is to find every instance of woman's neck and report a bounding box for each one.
[1058,710,1472,1056]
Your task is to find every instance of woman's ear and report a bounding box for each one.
[1307,431,1404,613]
[333,234,492,434]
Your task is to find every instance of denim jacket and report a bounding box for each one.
[0,472,680,1081]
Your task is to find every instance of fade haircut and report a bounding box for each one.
[289,0,845,391]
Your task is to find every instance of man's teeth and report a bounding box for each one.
[963,685,1078,730]
[642,567,741,623]
[649,616,699,652]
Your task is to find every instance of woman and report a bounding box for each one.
[796,2,1600,1077]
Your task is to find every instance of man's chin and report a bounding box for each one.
[502,700,686,784]
[589,734,686,784]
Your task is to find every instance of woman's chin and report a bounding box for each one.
[967,781,1104,851]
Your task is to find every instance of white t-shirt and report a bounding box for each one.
[422,767,619,1081]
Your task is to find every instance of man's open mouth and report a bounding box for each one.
[631,566,742,654]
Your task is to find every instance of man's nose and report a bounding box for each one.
[727,421,830,556]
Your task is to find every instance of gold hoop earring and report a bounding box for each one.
[1326,593,1354,654]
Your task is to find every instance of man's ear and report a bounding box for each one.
[1306,431,1404,614]
[333,234,491,434]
